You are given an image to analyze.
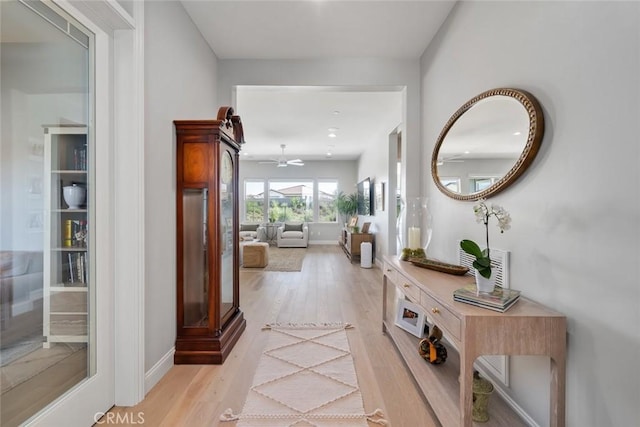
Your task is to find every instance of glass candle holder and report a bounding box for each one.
[397,197,433,255]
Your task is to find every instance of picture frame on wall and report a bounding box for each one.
[395,298,426,338]
[375,182,384,211]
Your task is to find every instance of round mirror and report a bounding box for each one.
[431,88,544,201]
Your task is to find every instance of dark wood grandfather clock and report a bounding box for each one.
[173,107,246,364]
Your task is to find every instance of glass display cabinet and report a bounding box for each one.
[174,107,246,364]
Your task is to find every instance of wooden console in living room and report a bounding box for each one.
[339,228,374,263]
[382,255,566,427]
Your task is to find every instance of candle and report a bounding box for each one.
[408,226,421,249]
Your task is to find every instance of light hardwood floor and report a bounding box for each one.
[107,245,440,426]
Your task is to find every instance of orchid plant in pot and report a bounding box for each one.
[460,200,511,294]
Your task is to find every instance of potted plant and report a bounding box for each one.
[460,199,511,293]
[335,190,358,227]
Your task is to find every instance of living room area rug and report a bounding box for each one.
[220,323,387,426]
[242,247,306,272]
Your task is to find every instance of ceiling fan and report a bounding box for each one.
[436,155,465,166]
[259,144,304,167]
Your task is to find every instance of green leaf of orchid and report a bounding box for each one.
[474,257,491,268]
[460,239,483,258]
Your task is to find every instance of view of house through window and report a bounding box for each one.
[268,181,313,222]
[243,179,338,223]
[318,181,338,222]
[244,180,265,222]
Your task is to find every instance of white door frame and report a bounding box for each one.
[26,1,146,424]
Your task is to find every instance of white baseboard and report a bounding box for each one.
[30,289,43,300]
[488,380,540,427]
[12,300,33,315]
[145,347,174,394]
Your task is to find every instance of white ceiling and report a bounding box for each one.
[180,1,457,162]
[236,86,403,161]
[181,1,456,60]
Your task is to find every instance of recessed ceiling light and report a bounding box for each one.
[513,131,522,136]
[328,127,339,132]
[243,152,249,156]
[328,133,337,138]
[333,110,340,115]
[326,152,332,157]
[464,150,470,154]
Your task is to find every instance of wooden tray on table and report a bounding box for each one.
[406,257,469,276]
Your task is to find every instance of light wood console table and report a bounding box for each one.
[382,255,566,427]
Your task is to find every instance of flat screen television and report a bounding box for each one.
[357,178,373,216]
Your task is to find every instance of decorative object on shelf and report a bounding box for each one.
[399,247,425,261]
[62,184,85,209]
[453,284,521,313]
[360,222,371,234]
[348,215,358,228]
[395,298,426,338]
[472,371,495,423]
[407,257,469,275]
[397,197,433,257]
[418,325,447,365]
[460,199,511,294]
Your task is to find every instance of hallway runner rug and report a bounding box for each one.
[220,322,388,426]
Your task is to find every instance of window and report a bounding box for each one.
[470,176,499,193]
[244,179,339,223]
[244,180,265,222]
[318,180,338,222]
[268,180,313,222]
[440,177,461,193]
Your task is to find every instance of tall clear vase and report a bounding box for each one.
[397,197,433,259]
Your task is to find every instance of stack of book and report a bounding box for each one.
[453,284,521,312]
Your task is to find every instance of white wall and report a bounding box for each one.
[421,2,639,426]
[144,1,219,373]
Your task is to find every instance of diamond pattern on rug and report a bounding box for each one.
[266,340,347,369]
[253,369,357,414]
[220,323,388,427]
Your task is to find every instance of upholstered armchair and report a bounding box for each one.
[239,223,261,242]
[276,223,309,248]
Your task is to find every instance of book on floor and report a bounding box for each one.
[453,284,521,312]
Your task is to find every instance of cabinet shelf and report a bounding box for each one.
[50,285,88,291]
[339,228,374,263]
[54,209,88,213]
[50,311,88,316]
[43,125,90,347]
[383,320,526,427]
[51,170,87,174]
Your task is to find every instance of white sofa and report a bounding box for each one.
[276,223,309,248]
